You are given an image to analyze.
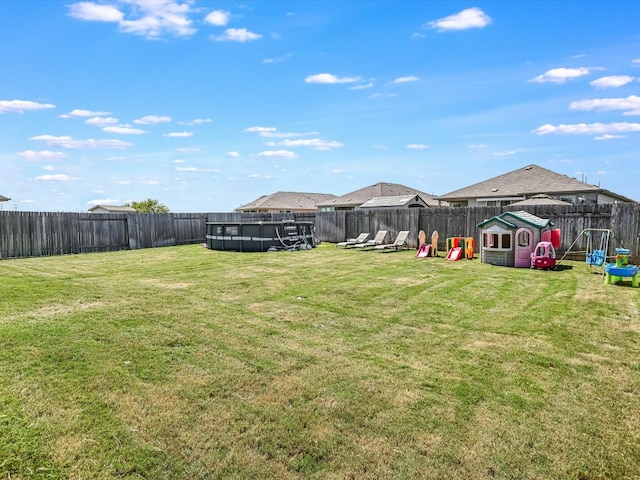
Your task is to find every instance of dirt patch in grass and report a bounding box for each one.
[2,301,103,324]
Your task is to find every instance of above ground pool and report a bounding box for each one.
[205,221,316,252]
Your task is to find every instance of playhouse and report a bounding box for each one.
[476,210,559,268]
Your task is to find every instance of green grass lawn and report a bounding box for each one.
[1,244,639,479]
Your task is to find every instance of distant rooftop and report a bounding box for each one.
[236,191,337,212]
[88,205,137,213]
[437,164,635,203]
[317,182,444,208]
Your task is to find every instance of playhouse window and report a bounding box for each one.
[517,230,530,247]
[482,228,512,250]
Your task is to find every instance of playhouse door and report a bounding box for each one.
[515,228,534,268]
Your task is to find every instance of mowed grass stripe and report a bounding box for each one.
[1,244,639,479]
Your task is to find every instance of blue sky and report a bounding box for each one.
[1,1,639,212]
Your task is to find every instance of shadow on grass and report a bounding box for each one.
[553,264,574,271]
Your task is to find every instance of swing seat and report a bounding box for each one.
[586,249,605,266]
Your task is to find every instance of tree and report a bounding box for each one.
[126,198,170,213]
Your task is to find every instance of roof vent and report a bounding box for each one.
[491,188,499,192]
[525,166,532,170]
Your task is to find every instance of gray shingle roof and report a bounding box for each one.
[316,182,443,208]
[437,164,634,202]
[360,195,425,208]
[88,205,137,213]
[235,191,337,211]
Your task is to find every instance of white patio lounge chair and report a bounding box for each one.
[336,232,370,248]
[353,230,388,250]
[373,230,411,252]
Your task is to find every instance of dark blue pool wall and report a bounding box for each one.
[205,221,316,252]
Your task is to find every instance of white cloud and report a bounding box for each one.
[204,9,230,26]
[175,147,200,153]
[392,76,419,84]
[406,144,430,149]
[246,126,320,139]
[29,135,133,149]
[533,122,640,135]
[350,82,374,90]
[61,108,110,118]
[17,150,68,160]
[42,165,55,171]
[117,1,195,38]
[529,67,594,84]
[103,125,147,135]
[164,132,193,138]
[179,118,211,125]
[68,1,195,38]
[468,144,488,149]
[278,138,344,150]
[213,28,262,42]
[257,150,298,159]
[85,116,119,127]
[263,53,293,64]
[246,126,277,134]
[0,99,55,114]
[368,92,398,100]
[427,7,492,32]
[67,2,123,22]
[268,131,316,139]
[227,151,240,157]
[176,166,221,173]
[411,32,426,40]
[36,174,75,182]
[305,73,361,84]
[493,151,517,157]
[633,59,640,65]
[570,95,640,115]
[134,114,172,124]
[595,134,625,141]
[590,75,635,89]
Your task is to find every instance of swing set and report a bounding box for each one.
[556,228,615,275]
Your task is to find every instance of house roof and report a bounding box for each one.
[509,194,572,206]
[88,205,137,213]
[316,182,443,208]
[477,210,552,229]
[0,195,10,202]
[359,194,426,208]
[235,191,337,211]
[437,164,635,203]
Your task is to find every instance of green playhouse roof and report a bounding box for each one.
[477,210,553,229]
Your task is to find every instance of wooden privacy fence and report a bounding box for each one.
[316,203,640,262]
[1,204,639,261]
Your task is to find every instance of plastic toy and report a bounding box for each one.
[445,236,474,261]
[604,248,639,287]
[531,241,556,269]
[416,230,439,258]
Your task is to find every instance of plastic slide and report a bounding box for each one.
[416,244,431,258]
[446,247,463,261]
